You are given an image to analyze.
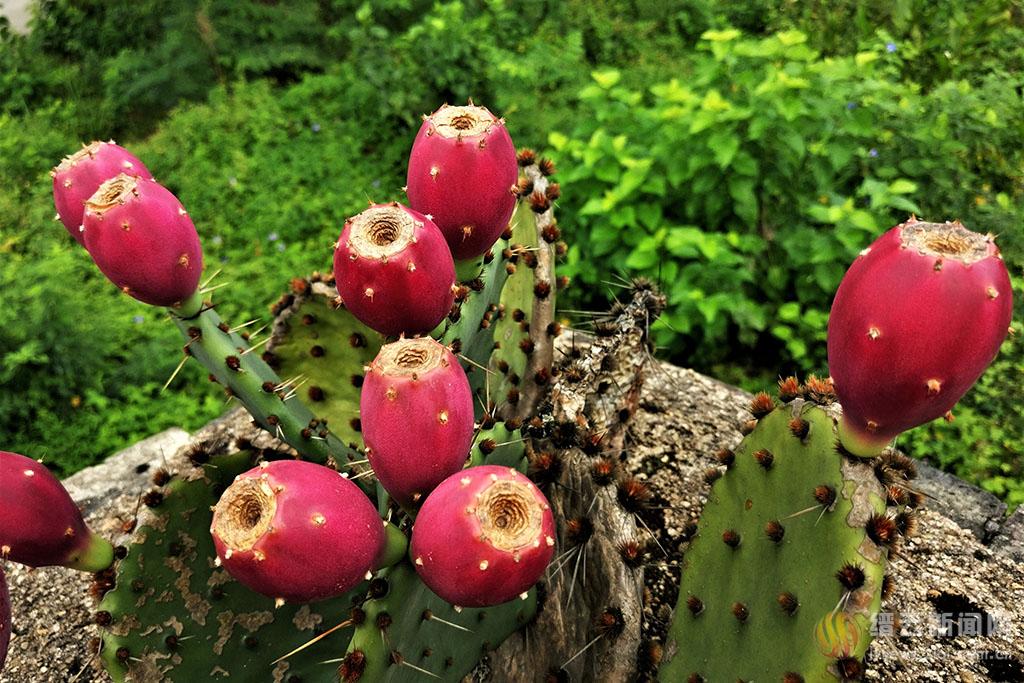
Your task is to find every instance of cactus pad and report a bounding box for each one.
[661,398,889,681]
[267,279,383,449]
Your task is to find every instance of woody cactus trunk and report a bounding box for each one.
[0,104,1012,683]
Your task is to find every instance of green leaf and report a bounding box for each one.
[592,69,621,89]
[887,178,917,194]
[708,130,740,168]
[701,28,741,42]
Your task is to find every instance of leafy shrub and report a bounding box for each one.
[551,29,1024,372]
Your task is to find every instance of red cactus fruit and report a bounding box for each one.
[828,219,1013,456]
[360,337,474,507]
[406,104,518,260]
[0,451,114,572]
[82,174,203,307]
[52,141,153,246]
[333,203,456,336]
[1,566,10,672]
[210,460,385,603]
[410,465,556,607]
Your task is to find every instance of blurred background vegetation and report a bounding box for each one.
[1,0,1021,507]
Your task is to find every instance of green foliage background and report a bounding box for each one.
[1,0,1021,506]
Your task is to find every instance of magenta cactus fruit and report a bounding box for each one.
[333,203,456,336]
[360,337,474,507]
[82,174,203,307]
[410,465,556,607]
[0,566,10,673]
[0,451,114,572]
[406,104,518,260]
[52,141,153,246]
[828,219,1013,456]
[210,460,385,603]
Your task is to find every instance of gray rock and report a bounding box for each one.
[914,460,1008,543]
[63,428,190,514]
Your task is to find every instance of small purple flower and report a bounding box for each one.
[268,232,279,242]
[276,242,286,252]
[885,42,897,53]
[869,148,879,158]
[311,123,321,133]
[846,102,857,110]
[132,315,144,324]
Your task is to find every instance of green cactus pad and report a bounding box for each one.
[487,200,543,417]
[99,451,364,682]
[440,236,510,410]
[661,401,888,682]
[267,281,383,450]
[171,291,363,476]
[470,422,528,471]
[345,564,537,682]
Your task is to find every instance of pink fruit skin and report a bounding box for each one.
[406,106,517,260]
[211,460,384,603]
[828,220,1013,453]
[52,141,152,246]
[361,339,474,507]
[83,175,203,307]
[410,465,555,607]
[333,203,455,336]
[1,566,10,673]
[0,451,107,570]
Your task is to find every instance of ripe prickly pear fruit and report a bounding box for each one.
[82,174,203,307]
[52,141,153,246]
[1,566,10,673]
[210,460,385,603]
[828,219,1013,457]
[361,337,474,507]
[410,465,556,607]
[406,104,517,260]
[333,203,456,336]
[0,451,114,572]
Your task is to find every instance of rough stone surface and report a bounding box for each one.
[3,327,1023,681]
[913,462,1008,544]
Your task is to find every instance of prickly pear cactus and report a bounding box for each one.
[91,147,564,681]
[661,380,918,682]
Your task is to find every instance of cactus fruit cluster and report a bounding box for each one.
[0,100,1013,681]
